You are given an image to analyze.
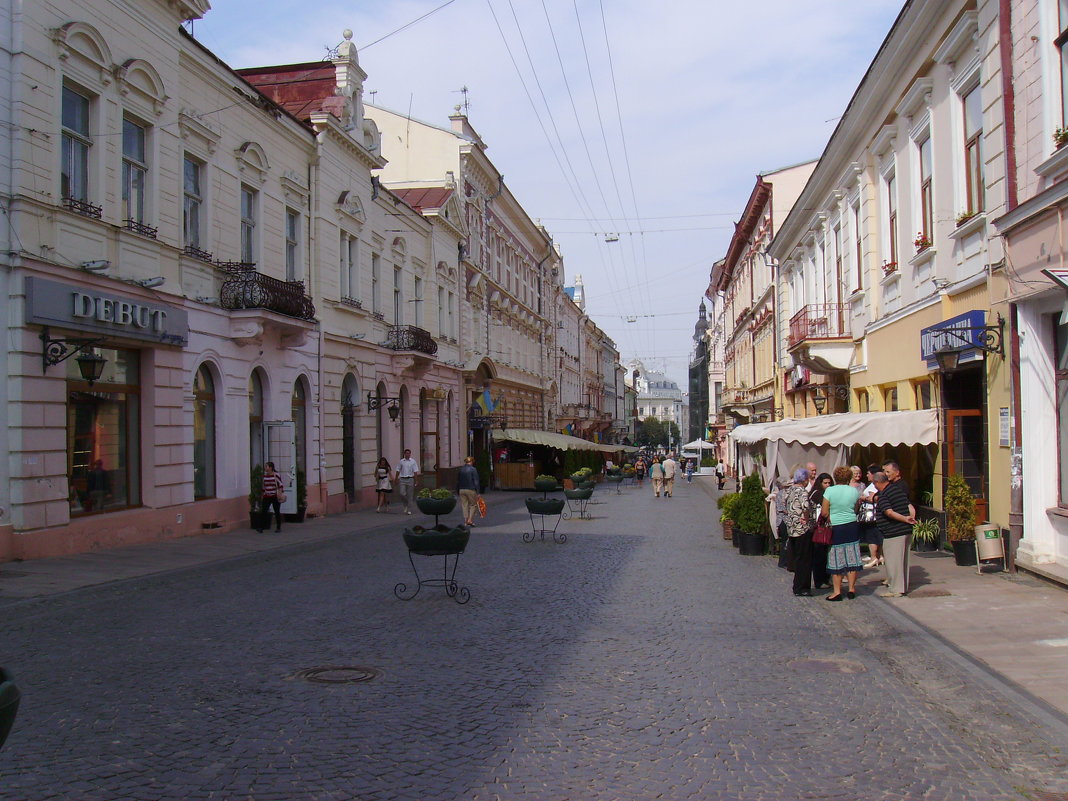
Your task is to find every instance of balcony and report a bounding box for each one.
[383,325,438,357]
[219,265,316,321]
[787,303,852,373]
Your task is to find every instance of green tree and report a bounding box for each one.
[636,416,667,447]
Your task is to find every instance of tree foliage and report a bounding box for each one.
[733,473,769,535]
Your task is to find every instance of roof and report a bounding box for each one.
[392,187,454,212]
[728,409,939,447]
[237,62,341,122]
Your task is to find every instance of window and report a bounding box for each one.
[853,202,863,291]
[122,117,147,223]
[61,86,91,202]
[240,185,257,263]
[249,370,264,469]
[393,266,402,324]
[1056,317,1068,503]
[448,291,455,338]
[340,233,359,302]
[292,379,307,483]
[183,156,203,248]
[886,173,898,266]
[833,224,843,298]
[371,253,381,313]
[918,136,933,239]
[885,386,898,412]
[193,365,216,499]
[413,276,423,328]
[1060,3,1068,128]
[437,287,445,336]
[915,380,933,410]
[285,209,300,280]
[857,390,869,413]
[963,84,984,215]
[67,348,140,516]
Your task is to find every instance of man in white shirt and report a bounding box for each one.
[396,449,421,515]
[661,453,678,498]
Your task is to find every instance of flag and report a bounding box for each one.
[477,389,496,413]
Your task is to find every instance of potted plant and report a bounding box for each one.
[955,210,978,227]
[914,232,931,252]
[881,260,898,277]
[563,486,593,500]
[249,464,269,531]
[944,474,978,566]
[534,474,559,493]
[718,492,741,540]
[733,473,769,555]
[416,487,457,517]
[911,517,941,552]
[1055,127,1068,149]
[526,495,565,516]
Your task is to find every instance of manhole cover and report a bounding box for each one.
[294,666,381,684]
[908,588,952,598]
[790,657,867,674]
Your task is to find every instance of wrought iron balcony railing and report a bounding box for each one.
[788,303,848,348]
[383,325,438,356]
[63,196,103,218]
[219,264,316,321]
[124,219,158,239]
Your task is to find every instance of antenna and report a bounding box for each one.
[453,85,470,115]
[368,90,378,104]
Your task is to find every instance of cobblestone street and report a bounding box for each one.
[2,480,1066,800]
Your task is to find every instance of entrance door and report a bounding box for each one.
[263,420,297,515]
[342,402,356,502]
[946,409,987,523]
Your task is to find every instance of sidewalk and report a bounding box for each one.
[4,482,1068,724]
[693,476,1068,722]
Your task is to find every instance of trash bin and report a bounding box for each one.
[0,667,20,750]
[974,523,1004,561]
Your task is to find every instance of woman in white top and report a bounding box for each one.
[374,457,392,512]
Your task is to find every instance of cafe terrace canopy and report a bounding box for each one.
[681,439,717,450]
[728,409,940,486]
[498,428,638,454]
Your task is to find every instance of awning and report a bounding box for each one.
[729,409,939,447]
[681,439,717,450]
[499,428,638,454]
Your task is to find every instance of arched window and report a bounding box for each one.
[342,374,360,502]
[193,364,216,499]
[292,378,307,479]
[249,369,265,469]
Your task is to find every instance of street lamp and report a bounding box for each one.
[934,344,962,373]
[40,327,107,385]
[812,387,827,415]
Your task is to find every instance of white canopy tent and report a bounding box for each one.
[728,409,940,488]
[681,439,717,451]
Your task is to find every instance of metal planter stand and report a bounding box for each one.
[563,487,593,520]
[524,491,566,544]
[395,511,471,604]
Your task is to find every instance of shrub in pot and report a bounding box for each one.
[718,492,741,540]
[733,473,769,555]
[416,487,458,516]
[911,517,940,552]
[534,474,560,493]
[944,474,978,566]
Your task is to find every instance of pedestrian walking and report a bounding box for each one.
[258,461,284,533]
[715,461,725,490]
[821,466,863,600]
[662,454,677,497]
[374,457,392,512]
[874,467,916,597]
[685,460,695,483]
[635,456,646,487]
[457,456,480,527]
[395,448,420,515]
[649,457,664,497]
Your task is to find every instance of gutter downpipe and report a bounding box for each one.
[1000,0,1021,571]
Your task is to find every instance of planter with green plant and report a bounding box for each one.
[1055,126,1068,149]
[249,464,270,530]
[534,474,560,493]
[717,492,742,540]
[416,487,457,517]
[944,474,978,566]
[733,473,769,555]
[911,516,941,552]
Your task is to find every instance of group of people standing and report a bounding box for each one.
[773,460,916,600]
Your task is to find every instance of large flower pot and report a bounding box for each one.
[564,487,593,500]
[402,524,470,556]
[605,475,624,484]
[731,528,741,548]
[0,667,19,751]
[913,538,938,553]
[951,540,978,566]
[721,520,733,540]
[526,497,565,516]
[250,510,272,531]
[416,497,457,516]
[737,531,766,556]
[534,479,560,493]
[578,480,596,491]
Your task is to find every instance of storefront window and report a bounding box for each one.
[193,364,216,499]
[292,378,307,478]
[249,370,264,469]
[67,348,140,515]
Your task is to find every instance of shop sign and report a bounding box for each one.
[25,277,189,346]
[919,310,986,368]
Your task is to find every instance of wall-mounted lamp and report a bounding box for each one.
[80,260,110,272]
[136,276,165,288]
[367,392,401,421]
[932,314,1005,373]
[40,327,107,385]
[812,384,849,415]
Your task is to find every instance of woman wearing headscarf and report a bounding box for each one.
[783,468,814,596]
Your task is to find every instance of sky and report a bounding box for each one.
[190,0,905,389]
